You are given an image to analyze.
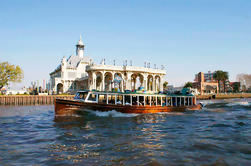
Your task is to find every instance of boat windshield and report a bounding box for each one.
[74,92,88,100]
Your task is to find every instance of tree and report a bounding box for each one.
[0,62,23,89]
[184,82,193,88]
[222,71,229,92]
[213,70,229,93]
[213,70,224,93]
[232,82,240,93]
[163,81,168,89]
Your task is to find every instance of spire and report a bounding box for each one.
[77,34,84,45]
[76,34,84,58]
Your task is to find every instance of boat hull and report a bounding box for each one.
[55,99,202,116]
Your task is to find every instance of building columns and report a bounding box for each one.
[152,76,155,92]
[102,72,105,91]
[143,74,148,90]
[159,76,164,92]
[112,73,115,89]
[121,75,124,92]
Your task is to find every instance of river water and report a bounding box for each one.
[0,98,250,166]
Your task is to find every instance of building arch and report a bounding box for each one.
[57,83,63,94]
[131,73,144,91]
[114,72,123,92]
[95,71,103,91]
[155,75,161,92]
[147,75,153,91]
[104,72,113,91]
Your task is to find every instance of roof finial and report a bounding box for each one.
[77,34,84,45]
[80,34,82,41]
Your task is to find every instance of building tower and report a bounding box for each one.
[61,56,67,79]
[198,72,204,83]
[76,35,85,58]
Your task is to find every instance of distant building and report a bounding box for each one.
[164,85,185,94]
[164,85,174,93]
[194,71,215,82]
[192,72,218,94]
[5,90,28,95]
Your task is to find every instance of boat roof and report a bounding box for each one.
[76,90,194,97]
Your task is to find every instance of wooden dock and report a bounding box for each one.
[0,95,74,106]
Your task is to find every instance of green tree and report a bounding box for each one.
[213,70,229,93]
[163,81,168,89]
[213,70,224,93]
[222,71,229,92]
[0,62,23,89]
[232,82,240,93]
[184,82,193,88]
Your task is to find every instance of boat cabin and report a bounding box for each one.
[74,91,196,107]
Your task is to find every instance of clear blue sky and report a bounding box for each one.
[0,0,250,88]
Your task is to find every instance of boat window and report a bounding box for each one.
[108,95,115,104]
[173,97,177,106]
[152,96,156,106]
[138,96,144,105]
[117,95,123,105]
[162,97,166,106]
[132,96,137,105]
[74,92,88,100]
[124,95,131,105]
[157,97,161,106]
[87,93,97,102]
[167,97,171,106]
[98,94,106,103]
[177,97,181,106]
[145,96,151,105]
[181,97,185,106]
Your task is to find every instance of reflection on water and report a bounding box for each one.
[0,98,251,165]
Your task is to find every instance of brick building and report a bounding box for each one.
[192,72,219,94]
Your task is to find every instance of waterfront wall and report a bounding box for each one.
[197,93,251,100]
[0,95,74,106]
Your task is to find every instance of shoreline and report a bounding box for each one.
[196,93,251,100]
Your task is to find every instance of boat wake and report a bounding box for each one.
[226,101,250,107]
[86,110,139,117]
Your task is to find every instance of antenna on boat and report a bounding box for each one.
[113,60,115,66]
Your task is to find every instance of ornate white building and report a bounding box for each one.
[50,36,166,94]
[50,36,92,94]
